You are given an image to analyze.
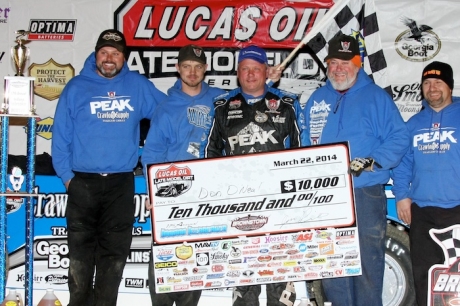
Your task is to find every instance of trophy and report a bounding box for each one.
[2,30,35,115]
[11,30,30,77]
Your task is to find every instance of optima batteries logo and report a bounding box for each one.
[28,19,77,41]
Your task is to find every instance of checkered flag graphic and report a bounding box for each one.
[430,225,460,266]
[306,0,390,94]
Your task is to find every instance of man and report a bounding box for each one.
[202,45,299,306]
[141,44,225,306]
[299,34,409,306]
[142,44,284,305]
[52,29,166,306]
[392,61,460,306]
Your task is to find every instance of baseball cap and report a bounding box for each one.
[95,29,127,55]
[421,61,454,90]
[178,45,206,64]
[238,45,268,64]
[324,34,360,61]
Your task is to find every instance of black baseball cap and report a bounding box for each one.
[178,45,206,64]
[324,34,360,61]
[95,29,127,56]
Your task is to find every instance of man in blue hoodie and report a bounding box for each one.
[392,61,460,306]
[300,34,409,306]
[52,29,167,306]
[141,44,225,306]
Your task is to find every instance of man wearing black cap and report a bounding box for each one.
[392,61,460,306]
[52,29,166,306]
[141,44,226,306]
[201,45,300,306]
[300,34,409,306]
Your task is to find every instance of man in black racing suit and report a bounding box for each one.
[201,45,301,306]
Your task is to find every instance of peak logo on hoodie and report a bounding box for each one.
[90,93,133,122]
[413,124,457,153]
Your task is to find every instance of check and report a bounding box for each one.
[147,142,355,245]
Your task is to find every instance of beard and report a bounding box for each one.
[328,70,358,91]
[97,62,122,78]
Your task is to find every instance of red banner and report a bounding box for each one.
[116,0,333,48]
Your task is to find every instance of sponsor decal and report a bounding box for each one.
[196,252,210,266]
[226,270,241,278]
[273,276,285,281]
[183,275,203,281]
[336,230,355,239]
[175,245,193,260]
[211,265,224,272]
[154,261,178,269]
[28,59,74,101]
[158,286,172,292]
[230,246,241,257]
[44,274,68,285]
[156,247,174,261]
[206,273,225,279]
[293,232,313,242]
[221,241,232,251]
[192,267,208,274]
[395,17,441,62]
[28,19,77,41]
[320,271,334,278]
[231,214,268,231]
[174,284,189,290]
[154,164,194,198]
[257,269,274,276]
[257,255,272,262]
[210,251,229,263]
[242,270,254,277]
[190,281,204,287]
[205,281,222,287]
[173,268,188,276]
[225,279,236,286]
[125,278,144,288]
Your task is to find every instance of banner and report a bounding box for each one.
[147,143,361,292]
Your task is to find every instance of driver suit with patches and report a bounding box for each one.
[201,85,300,306]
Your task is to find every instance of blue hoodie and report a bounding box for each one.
[300,69,409,188]
[392,97,460,208]
[52,52,166,184]
[141,79,225,165]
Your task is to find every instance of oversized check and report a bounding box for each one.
[147,143,355,244]
[147,143,361,293]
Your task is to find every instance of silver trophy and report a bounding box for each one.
[11,30,31,77]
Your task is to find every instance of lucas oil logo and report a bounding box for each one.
[153,164,194,198]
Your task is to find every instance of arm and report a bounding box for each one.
[200,105,225,158]
[51,89,75,186]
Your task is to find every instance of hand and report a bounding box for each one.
[145,198,153,210]
[65,179,71,190]
[349,157,381,177]
[267,64,285,83]
[397,198,412,225]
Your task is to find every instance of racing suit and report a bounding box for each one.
[202,85,300,306]
[202,86,301,157]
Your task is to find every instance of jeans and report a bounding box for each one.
[322,184,386,306]
[233,282,296,306]
[148,252,201,306]
[66,172,134,306]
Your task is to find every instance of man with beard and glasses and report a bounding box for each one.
[299,34,409,306]
[392,61,460,306]
[52,29,166,306]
